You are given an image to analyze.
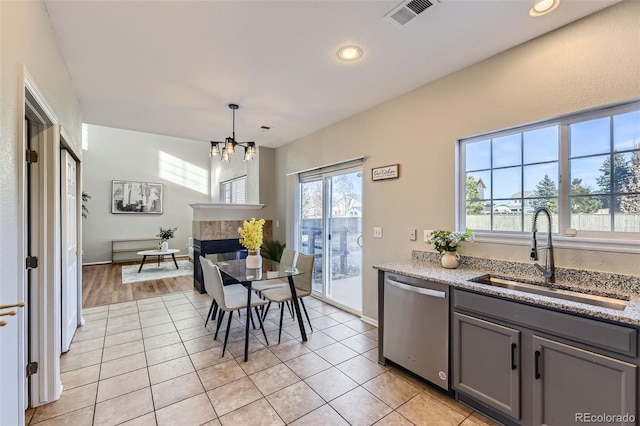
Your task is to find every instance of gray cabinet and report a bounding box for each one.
[533,335,637,426]
[453,289,639,426]
[453,312,520,420]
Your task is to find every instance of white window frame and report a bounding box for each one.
[219,175,246,204]
[458,100,640,254]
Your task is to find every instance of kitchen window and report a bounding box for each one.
[220,176,246,204]
[459,101,639,249]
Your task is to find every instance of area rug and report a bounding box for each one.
[122,259,194,284]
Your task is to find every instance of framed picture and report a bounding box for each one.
[111,180,163,214]
[372,164,399,181]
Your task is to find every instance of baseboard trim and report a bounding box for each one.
[360,315,378,327]
[82,261,111,266]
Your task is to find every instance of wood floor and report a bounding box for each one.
[82,260,195,308]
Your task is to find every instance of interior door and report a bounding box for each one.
[61,149,78,352]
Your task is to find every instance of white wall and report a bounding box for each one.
[82,125,211,263]
[0,1,82,424]
[275,2,640,321]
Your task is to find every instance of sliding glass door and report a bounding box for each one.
[298,167,362,313]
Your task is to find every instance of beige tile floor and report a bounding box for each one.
[25,290,499,426]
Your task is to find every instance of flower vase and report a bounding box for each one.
[161,241,169,251]
[441,251,460,269]
[246,249,262,269]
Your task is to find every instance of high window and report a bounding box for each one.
[459,102,640,240]
[220,176,246,204]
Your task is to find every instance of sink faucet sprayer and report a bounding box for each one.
[530,207,555,284]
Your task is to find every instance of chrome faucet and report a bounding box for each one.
[530,207,555,284]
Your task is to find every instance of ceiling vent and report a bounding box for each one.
[385,0,440,27]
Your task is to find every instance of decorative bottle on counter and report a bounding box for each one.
[441,251,460,269]
[246,249,262,269]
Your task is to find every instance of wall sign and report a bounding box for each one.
[372,164,399,181]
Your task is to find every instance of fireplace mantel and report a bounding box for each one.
[190,203,264,209]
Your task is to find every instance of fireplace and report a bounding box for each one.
[192,238,249,293]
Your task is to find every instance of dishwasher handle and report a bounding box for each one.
[386,279,446,298]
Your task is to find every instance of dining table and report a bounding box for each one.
[212,258,307,362]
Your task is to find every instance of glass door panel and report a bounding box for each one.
[299,179,324,294]
[326,170,363,311]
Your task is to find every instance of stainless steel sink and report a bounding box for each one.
[470,274,629,311]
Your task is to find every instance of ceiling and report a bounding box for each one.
[43,0,620,149]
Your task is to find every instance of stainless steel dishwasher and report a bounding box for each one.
[383,273,450,390]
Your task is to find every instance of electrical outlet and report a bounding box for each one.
[424,229,433,242]
[409,229,417,241]
[373,227,383,238]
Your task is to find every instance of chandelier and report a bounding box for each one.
[210,104,257,161]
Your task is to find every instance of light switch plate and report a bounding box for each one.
[409,229,417,241]
[424,229,433,242]
[373,227,383,238]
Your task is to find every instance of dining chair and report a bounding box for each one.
[203,260,246,328]
[251,248,296,294]
[200,256,269,355]
[260,253,315,344]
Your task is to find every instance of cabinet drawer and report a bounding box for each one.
[454,289,637,357]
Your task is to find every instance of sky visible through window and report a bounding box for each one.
[466,111,639,200]
[462,106,639,233]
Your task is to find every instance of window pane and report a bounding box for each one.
[571,198,609,232]
[570,155,609,195]
[492,199,521,231]
[465,140,491,171]
[466,171,491,201]
[615,196,640,232]
[493,167,521,199]
[465,202,490,231]
[570,117,610,157]
[493,134,521,168]
[614,111,640,152]
[524,163,558,200]
[614,152,634,194]
[523,125,559,164]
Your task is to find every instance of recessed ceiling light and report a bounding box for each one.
[337,46,362,62]
[529,0,560,17]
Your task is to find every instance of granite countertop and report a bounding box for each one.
[374,255,640,327]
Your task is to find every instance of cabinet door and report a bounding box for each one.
[533,335,637,426]
[453,312,521,420]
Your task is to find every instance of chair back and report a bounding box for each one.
[293,253,315,293]
[280,248,296,267]
[200,256,227,309]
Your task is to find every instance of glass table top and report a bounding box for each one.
[212,258,302,283]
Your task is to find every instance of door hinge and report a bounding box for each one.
[26,256,38,270]
[26,149,38,163]
[26,362,38,377]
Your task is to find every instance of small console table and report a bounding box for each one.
[136,249,180,273]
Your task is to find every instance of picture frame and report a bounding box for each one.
[372,164,399,181]
[111,180,163,214]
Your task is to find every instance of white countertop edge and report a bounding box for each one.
[374,260,640,327]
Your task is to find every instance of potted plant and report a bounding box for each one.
[157,226,177,251]
[426,228,474,269]
[82,191,91,219]
[238,218,265,268]
[261,240,285,262]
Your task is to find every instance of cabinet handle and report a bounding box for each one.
[511,343,517,370]
[534,350,541,379]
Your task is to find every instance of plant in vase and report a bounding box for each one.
[156,226,177,251]
[238,218,265,268]
[426,228,474,269]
